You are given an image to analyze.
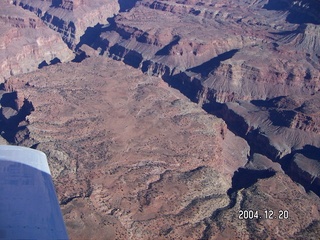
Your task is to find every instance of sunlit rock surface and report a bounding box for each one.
[3,57,251,239]
[80,0,320,102]
[11,0,120,48]
[0,0,319,239]
[0,1,73,82]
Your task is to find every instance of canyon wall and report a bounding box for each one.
[0,1,73,82]
[1,57,251,239]
[79,0,319,102]
[1,54,319,240]
[11,0,120,48]
[0,0,319,239]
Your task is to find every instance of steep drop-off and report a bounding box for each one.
[0,0,319,239]
[2,56,320,239]
[11,0,120,48]
[0,1,73,82]
[2,57,251,239]
[78,0,320,102]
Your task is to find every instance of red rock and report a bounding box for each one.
[0,1,73,82]
[1,0,320,239]
[209,173,320,239]
[82,0,320,103]
[11,0,120,48]
[4,57,250,239]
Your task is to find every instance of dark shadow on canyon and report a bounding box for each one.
[187,49,239,78]
[76,23,106,51]
[0,92,34,143]
[163,73,204,103]
[1,92,18,110]
[118,0,139,12]
[264,0,320,24]
[230,168,276,193]
[51,0,62,8]
[72,50,88,63]
[73,23,113,62]
[38,57,61,69]
[155,35,181,56]
[299,145,320,161]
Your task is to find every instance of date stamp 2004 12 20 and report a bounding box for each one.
[238,209,289,220]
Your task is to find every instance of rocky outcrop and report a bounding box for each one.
[0,1,74,82]
[0,84,34,143]
[289,152,320,195]
[207,173,320,239]
[3,57,252,239]
[1,0,320,239]
[245,153,283,173]
[270,109,318,132]
[217,93,320,201]
[11,0,120,48]
[199,41,319,102]
[265,0,320,24]
[78,0,319,103]
[94,1,253,74]
[224,95,320,153]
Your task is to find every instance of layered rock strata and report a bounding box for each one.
[80,0,319,102]
[2,57,251,239]
[0,0,319,239]
[11,0,120,48]
[4,56,320,239]
[0,1,73,82]
[218,93,320,199]
[265,0,320,24]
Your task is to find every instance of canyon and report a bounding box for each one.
[0,0,319,239]
[0,1,74,82]
[11,0,120,48]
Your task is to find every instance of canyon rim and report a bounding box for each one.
[0,0,320,239]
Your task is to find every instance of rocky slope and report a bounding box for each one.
[11,0,120,48]
[2,56,320,239]
[215,93,320,197]
[265,0,320,24]
[0,1,73,82]
[0,0,319,239]
[79,0,319,102]
[76,0,320,211]
[2,57,251,239]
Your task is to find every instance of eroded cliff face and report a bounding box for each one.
[2,57,251,239]
[78,0,319,102]
[0,1,73,82]
[0,0,320,239]
[11,0,120,48]
[2,55,320,239]
[265,0,320,24]
[216,94,320,197]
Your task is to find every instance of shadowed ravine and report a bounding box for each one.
[2,0,320,239]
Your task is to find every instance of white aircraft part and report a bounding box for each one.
[0,145,68,240]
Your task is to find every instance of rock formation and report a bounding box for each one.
[0,1,73,82]
[1,55,319,239]
[0,0,320,239]
[217,93,320,198]
[78,0,319,102]
[2,57,251,239]
[11,0,120,48]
